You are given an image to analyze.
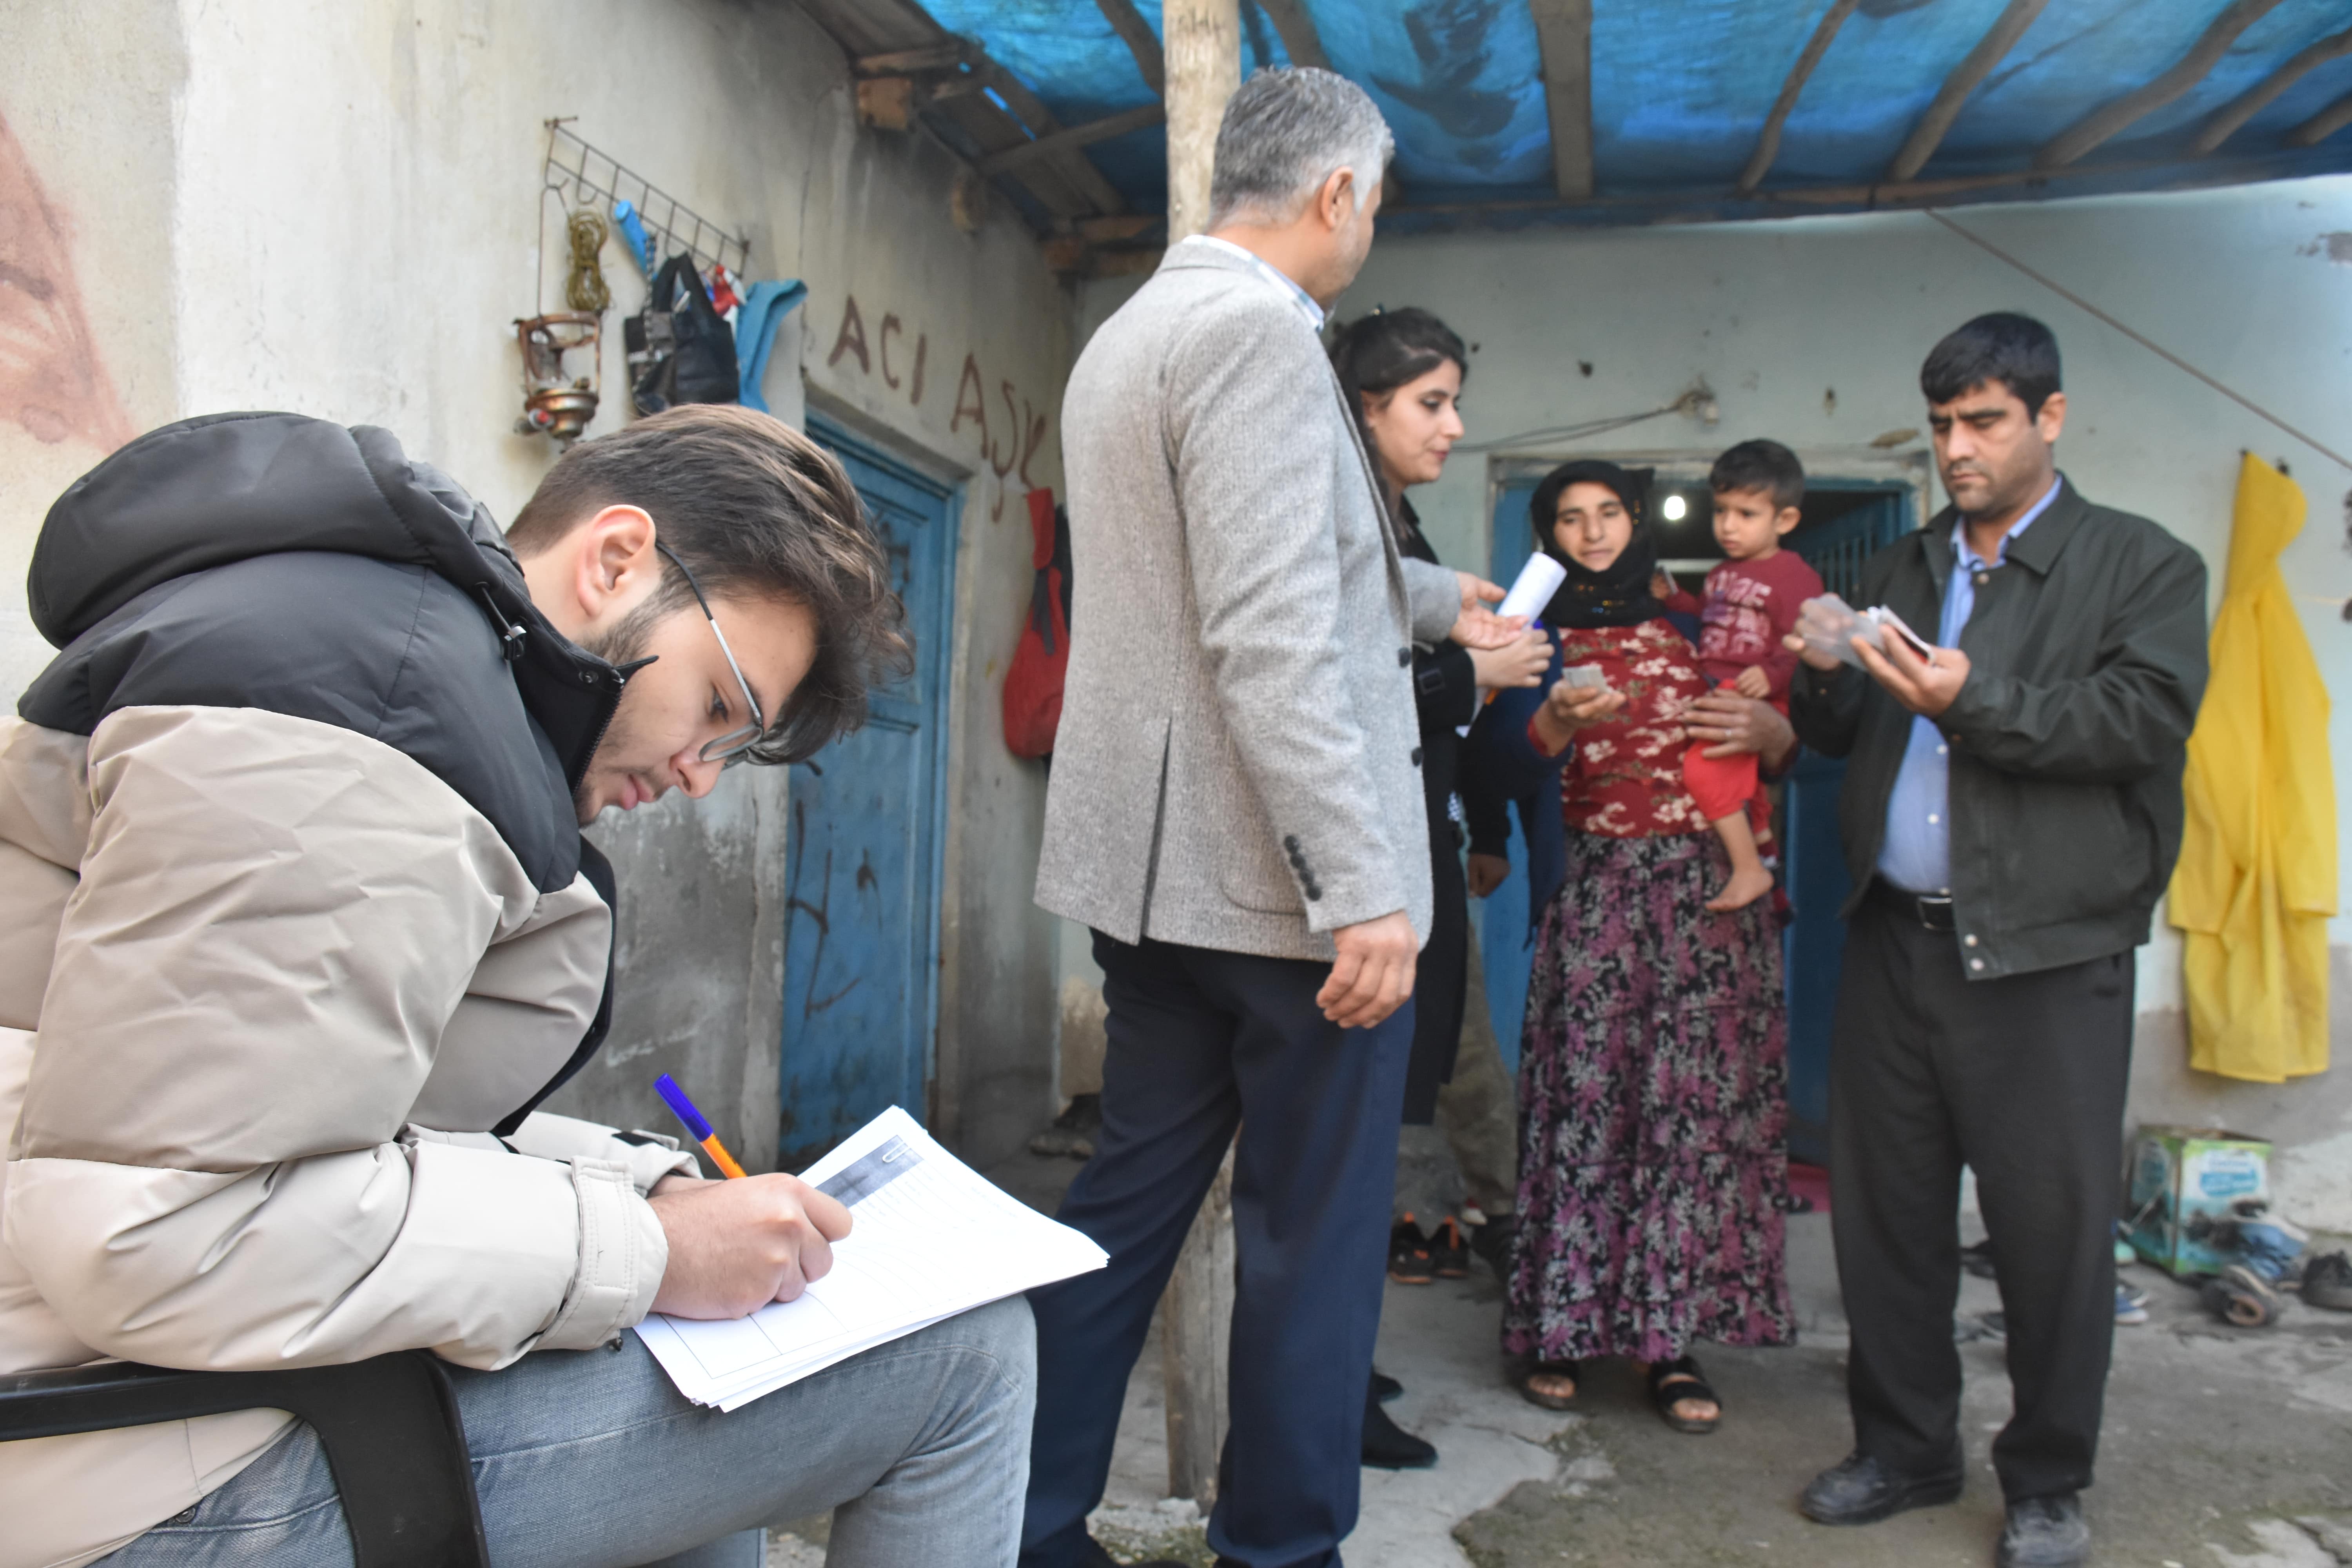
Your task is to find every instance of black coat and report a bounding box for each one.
[1397,503,1478,1123]
[1790,476,2207,978]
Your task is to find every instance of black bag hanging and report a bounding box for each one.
[625,254,739,415]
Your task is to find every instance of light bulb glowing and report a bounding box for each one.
[1661,494,1688,521]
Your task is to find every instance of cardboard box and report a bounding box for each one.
[2126,1126,2272,1279]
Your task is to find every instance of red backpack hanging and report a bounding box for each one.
[1002,488,1071,760]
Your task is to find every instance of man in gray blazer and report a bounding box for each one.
[1022,69,1528,1568]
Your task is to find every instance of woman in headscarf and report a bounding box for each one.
[1477,459,1795,1434]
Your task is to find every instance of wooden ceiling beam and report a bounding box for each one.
[854,43,969,75]
[967,59,1130,215]
[2287,89,2352,147]
[1884,0,2049,182]
[981,102,1168,176]
[1530,0,1595,200]
[802,0,1125,227]
[1736,0,1859,196]
[1252,0,1329,70]
[2036,0,2289,169]
[2194,24,2352,153]
[1094,0,1167,95]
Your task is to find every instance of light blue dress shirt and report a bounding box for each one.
[1185,234,1328,330]
[1875,477,2063,893]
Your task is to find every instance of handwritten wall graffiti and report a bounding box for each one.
[825,292,1051,517]
[0,112,131,452]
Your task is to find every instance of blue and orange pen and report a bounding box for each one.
[654,1073,748,1179]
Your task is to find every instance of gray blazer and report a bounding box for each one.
[1035,240,1459,962]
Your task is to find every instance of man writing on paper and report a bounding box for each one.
[1024,69,1607,1568]
[1,408,1034,1568]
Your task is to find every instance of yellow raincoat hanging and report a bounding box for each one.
[2169,454,2335,1082]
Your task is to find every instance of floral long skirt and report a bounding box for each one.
[1501,829,1796,1364]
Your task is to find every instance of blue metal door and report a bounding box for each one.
[1475,478,1543,1072]
[780,418,957,1169]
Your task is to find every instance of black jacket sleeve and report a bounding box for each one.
[1939,539,2208,784]
[1460,749,1512,859]
[1413,642,1479,733]
[1791,662,1866,759]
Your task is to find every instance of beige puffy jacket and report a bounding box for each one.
[0,415,695,1568]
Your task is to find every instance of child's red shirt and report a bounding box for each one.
[1688,550,1825,699]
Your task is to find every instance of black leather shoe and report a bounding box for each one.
[1998,1494,2090,1567]
[1799,1450,1964,1524]
[1362,1394,1437,1469]
[1370,1368,1403,1403]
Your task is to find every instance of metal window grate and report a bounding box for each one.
[541,120,749,281]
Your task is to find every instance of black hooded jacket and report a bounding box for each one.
[22,411,630,895]
[16,411,648,1131]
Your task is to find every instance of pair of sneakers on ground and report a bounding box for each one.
[1391,1209,1520,1283]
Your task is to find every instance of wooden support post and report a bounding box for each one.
[1163,0,1240,243]
[1155,2,1240,1507]
[1161,1146,1236,1505]
[1530,0,1594,201]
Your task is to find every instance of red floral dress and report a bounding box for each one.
[1539,619,1713,838]
[1504,617,1796,1366]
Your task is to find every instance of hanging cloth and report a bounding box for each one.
[626,254,739,414]
[2169,453,2336,1082]
[1001,488,1073,760]
[733,279,809,416]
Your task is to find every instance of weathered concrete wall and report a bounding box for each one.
[1078,176,2352,1225]
[3,0,1069,1171]
[0,3,181,701]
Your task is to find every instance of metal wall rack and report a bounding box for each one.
[539,119,750,282]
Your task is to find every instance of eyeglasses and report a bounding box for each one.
[654,543,766,766]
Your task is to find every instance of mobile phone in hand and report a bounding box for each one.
[1871,607,1937,666]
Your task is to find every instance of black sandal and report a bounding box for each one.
[1648,1355,1720,1434]
[1519,1359,1581,1410]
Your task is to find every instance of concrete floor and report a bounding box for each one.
[776,1145,2352,1567]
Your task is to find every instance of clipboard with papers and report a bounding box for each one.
[632,1105,1107,1411]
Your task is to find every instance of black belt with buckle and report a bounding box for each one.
[1872,878,1956,933]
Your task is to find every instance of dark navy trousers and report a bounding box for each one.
[1019,931,1413,1568]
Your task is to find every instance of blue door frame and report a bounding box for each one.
[1474,474,1912,1171]
[779,417,958,1169]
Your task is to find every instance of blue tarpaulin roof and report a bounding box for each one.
[907,0,2352,227]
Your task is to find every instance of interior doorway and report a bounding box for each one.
[779,416,958,1169]
[1474,463,1915,1167]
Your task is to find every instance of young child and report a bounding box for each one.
[1679,440,1824,911]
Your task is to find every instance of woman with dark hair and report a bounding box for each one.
[1328,307,1550,1468]
[1330,309,1549,1137]
[1477,459,1795,1435]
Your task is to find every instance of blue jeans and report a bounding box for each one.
[99,1297,1035,1568]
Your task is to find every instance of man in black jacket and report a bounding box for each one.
[1787,314,2207,1568]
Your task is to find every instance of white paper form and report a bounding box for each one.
[633,1105,1106,1410]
